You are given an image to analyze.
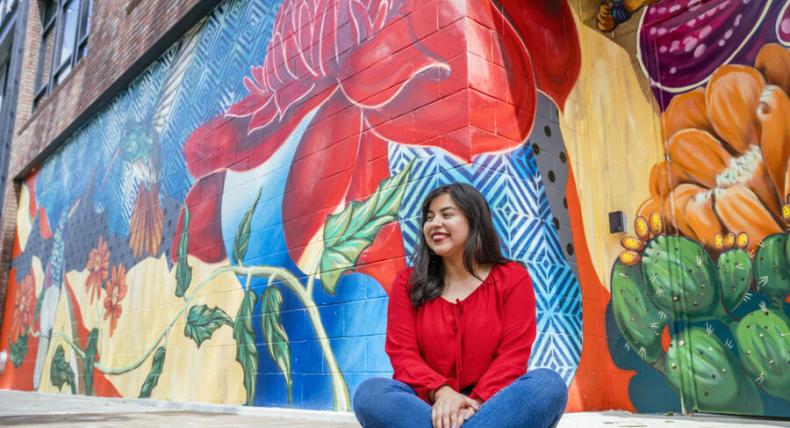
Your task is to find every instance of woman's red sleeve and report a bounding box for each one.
[469,269,537,402]
[385,269,449,402]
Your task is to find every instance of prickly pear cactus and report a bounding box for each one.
[643,236,719,320]
[609,212,790,416]
[664,327,763,414]
[610,260,666,364]
[717,248,752,313]
[734,306,790,401]
[754,233,790,298]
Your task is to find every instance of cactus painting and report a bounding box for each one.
[607,39,790,417]
[609,214,790,416]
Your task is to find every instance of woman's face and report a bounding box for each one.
[423,193,470,262]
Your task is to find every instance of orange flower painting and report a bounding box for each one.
[10,273,35,340]
[85,236,110,304]
[103,265,128,337]
[637,43,790,252]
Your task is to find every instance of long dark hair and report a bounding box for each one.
[409,183,509,306]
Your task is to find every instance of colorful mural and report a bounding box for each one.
[601,0,790,418]
[6,0,786,418]
[0,0,592,412]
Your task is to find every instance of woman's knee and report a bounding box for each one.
[354,378,385,409]
[525,369,568,409]
[353,377,399,414]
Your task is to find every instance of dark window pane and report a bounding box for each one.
[42,0,56,25]
[57,0,80,68]
[35,26,56,93]
[0,59,10,113]
[78,38,88,59]
[79,0,91,39]
[55,62,71,84]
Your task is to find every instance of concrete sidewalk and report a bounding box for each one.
[0,390,788,427]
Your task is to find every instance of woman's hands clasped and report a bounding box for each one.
[431,386,481,428]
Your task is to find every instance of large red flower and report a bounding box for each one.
[10,273,35,340]
[174,0,580,289]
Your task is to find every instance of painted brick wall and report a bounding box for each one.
[0,0,218,321]
[0,0,788,419]
[0,0,587,410]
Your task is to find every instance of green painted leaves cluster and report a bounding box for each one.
[139,346,166,398]
[233,188,262,265]
[84,329,99,396]
[175,208,193,298]
[184,304,232,348]
[261,287,292,402]
[9,334,28,368]
[50,345,76,394]
[234,289,259,405]
[320,162,412,294]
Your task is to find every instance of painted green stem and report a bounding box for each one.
[227,265,351,411]
[56,266,237,376]
[30,330,87,360]
[305,255,321,296]
[99,266,238,375]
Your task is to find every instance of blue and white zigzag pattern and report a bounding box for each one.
[389,144,583,383]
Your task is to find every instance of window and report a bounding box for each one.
[0,0,18,24]
[0,57,9,114]
[33,0,91,108]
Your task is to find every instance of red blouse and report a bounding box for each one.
[385,261,537,403]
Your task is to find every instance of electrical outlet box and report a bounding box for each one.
[609,211,625,234]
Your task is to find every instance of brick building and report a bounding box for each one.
[0,0,26,318]
[0,0,788,419]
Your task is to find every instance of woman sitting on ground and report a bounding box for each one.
[353,183,568,428]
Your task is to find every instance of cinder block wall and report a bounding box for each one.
[1,0,788,418]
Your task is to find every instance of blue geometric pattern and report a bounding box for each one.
[388,143,583,383]
[159,0,282,199]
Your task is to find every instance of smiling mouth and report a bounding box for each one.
[430,232,449,243]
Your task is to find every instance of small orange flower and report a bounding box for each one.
[85,236,110,304]
[103,265,128,337]
[11,273,35,339]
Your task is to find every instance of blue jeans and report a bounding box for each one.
[353,368,568,428]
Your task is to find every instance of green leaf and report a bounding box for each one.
[233,187,263,265]
[234,289,259,405]
[184,304,232,348]
[9,333,28,368]
[33,290,44,324]
[260,287,292,402]
[84,329,99,395]
[320,162,413,294]
[175,208,193,298]
[139,346,167,398]
[50,345,76,394]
